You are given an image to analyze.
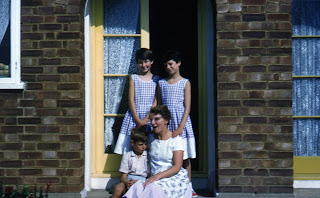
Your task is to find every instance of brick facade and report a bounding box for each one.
[0,0,294,195]
[0,0,86,192]
[217,0,293,193]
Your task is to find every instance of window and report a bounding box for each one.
[292,0,320,180]
[91,0,149,176]
[0,0,23,89]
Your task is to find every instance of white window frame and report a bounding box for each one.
[0,0,24,89]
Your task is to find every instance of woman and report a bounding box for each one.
[123,105,192,198]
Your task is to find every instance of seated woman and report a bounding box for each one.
[123,105,192,198]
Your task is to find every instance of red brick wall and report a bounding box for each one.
[216,0,293,193]
[0,0,86,192]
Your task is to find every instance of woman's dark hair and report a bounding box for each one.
[130,127,149,143]
[162,49,182,64]
[149,105,171,121]
[135,48,154,63]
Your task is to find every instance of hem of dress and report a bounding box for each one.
[182,137,196,159]
[114,134,132,154]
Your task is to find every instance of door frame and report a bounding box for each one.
[84,0,216,195]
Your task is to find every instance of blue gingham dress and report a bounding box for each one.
[114,74,160,154]
[159,78,196,159]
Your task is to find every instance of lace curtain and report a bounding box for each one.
[0,0,9,45]
[292,0,320,156]
[0,0,10,77]
[103,0,140,153]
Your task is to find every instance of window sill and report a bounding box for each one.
[0,82,25,89]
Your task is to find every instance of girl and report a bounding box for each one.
[158,49,197,197]
[114,48,160,155]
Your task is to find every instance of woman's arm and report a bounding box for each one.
[128,76,146,127]
[172,80,191,137]
[143,150,183,187]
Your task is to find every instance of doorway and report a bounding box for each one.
[149,0,200,171]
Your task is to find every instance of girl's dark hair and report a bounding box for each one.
[162,49,182,64]
[135,48,154,63]
[149,105,171,121]
[130,127,149,143]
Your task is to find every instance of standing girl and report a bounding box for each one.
[114,48,160,155]
[158,49,197,197]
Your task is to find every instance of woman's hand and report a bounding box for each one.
[143,174,161,187]
[172,128,183,137]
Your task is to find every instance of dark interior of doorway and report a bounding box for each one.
[150,0,199,171]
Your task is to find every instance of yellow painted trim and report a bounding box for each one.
[92,0,105,175]
[104,114,125,117]
[197,0,208,174]
[293,116,320,118]
[104,34,141,37]
[140,0,149,48]
[292,76,320,78]
[294,157,320,180]
[292,35,320,38]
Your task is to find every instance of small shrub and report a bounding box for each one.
[0,183,51,198]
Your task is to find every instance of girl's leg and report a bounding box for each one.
[183,158,191,182]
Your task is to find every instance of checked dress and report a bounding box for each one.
[158,78,196,159]
[114,74,160,155]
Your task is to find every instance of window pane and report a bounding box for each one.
[104,77,129,114]
[294,119,320,156]
[104,37,140,74]
[292,38,320,76]
[104,116,124,153]
[103,0,140,34]
[292,0,320,36]
[0,0,10,78]
[293,78,320,116]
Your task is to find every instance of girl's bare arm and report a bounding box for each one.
[172,80,191,137]
[128,76,144,126]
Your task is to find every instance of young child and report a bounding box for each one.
[111,127,150,198]
[158,49,197,197]
[114,48,160,154]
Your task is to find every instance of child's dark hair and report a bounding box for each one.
[135,48,154,63]
[130,127,149,143]
[149,105,171,121]
[162,49,182,64]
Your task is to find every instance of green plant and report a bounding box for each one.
[0,182,51,198]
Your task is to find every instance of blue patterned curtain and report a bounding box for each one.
[292,0,320,156]
[103,0,140,153]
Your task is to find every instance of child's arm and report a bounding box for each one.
[128,76,148,127]
[120,172,129,187]
[172,80,191,137]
